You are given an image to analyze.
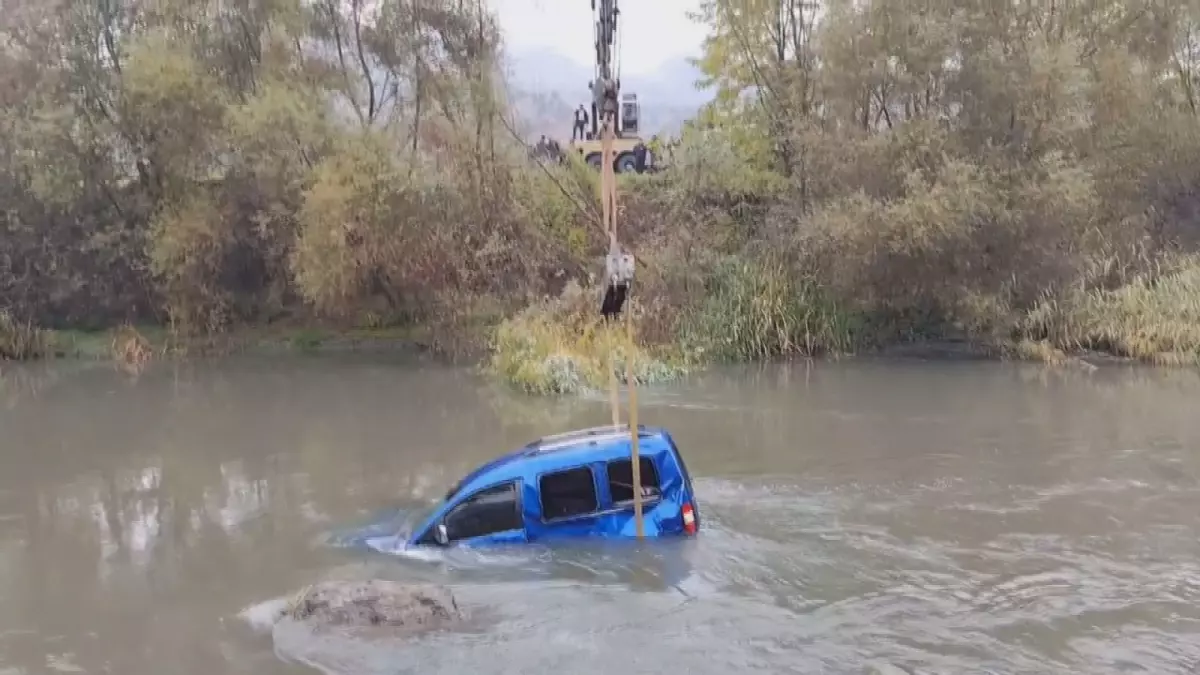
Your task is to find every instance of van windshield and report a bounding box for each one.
[394,476,470,541]
[397,499,443,539]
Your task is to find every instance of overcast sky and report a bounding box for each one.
[491,0,708,75]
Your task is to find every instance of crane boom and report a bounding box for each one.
[589,0,620,140]
[566,0,642,171]
[594,0,617,80]
[588,0,644,540]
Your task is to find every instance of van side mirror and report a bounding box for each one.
[434,523,449,546]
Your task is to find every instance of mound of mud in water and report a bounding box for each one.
[285,581,463,630]
[240,579,493,675]
[263,580,826,675]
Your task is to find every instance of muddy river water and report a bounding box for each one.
[1,355,1199,674]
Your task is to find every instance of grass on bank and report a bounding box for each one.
[0,311,51,360]
[488,254,1200,392]
[487,260,863,395]
[0,315,440,368]
[8,255,1200,387]
[487,282,688,395]
[1023,255,1200,365]
[676,258,862,362]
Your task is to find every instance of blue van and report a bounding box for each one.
[399,424,700,548]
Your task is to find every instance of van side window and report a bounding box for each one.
[443,481,522,541]
[607,457,661,504]
[539,467,598,520]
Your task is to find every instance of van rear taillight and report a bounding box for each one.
[681,502,697,535]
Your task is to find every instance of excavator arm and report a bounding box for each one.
[589,0,645,542]
[588,0,620,139]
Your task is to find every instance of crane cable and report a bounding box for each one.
[582,0,642,539]
[598,107,645,540]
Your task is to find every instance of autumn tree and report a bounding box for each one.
[0,0,585,336]
[681,0,1200,341]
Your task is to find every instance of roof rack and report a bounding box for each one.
[526,424,648,454]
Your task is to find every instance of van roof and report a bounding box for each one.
[448,425,676,497]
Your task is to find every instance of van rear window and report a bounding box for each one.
[607,457,661,504]
[539,467,598,520]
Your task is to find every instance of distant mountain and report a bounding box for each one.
[500,46,713,141]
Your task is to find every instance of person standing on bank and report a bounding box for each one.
[572,105,589,141]
[632,140,647,174]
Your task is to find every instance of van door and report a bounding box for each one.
[439,480,527,547]
[601,456,669,536]
[530,465,607,540]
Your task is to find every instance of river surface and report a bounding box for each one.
[1,354,1199,674]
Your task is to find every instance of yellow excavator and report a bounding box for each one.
[568,0,649,174]
[571,93,645,173]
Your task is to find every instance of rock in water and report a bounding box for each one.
[283,581,463,632]
[238,580,474,674]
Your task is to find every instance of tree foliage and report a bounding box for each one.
[9,0,1200,366]
[0,0,586,335]
[673,0,1200,350]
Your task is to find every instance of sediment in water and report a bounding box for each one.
[286,580,463,630]
[238,580,476,675]
[240,580,466,637]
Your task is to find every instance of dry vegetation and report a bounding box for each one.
[4,0,1200,389]
[0,0,592,363]
[541,0,1200,379]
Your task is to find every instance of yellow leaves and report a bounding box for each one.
[148,192,233,331]
[122,31,228,180]
[0,0,586,338]
[229,79,328,149]
[292,160,370,312]
[226,78,332,187]
[488,282,687,394]
[149,194,228,273]
[290,138,412,314]
[123,33,223,115]
[883,161,997,254]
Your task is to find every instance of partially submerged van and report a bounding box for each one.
[399,424,700,548]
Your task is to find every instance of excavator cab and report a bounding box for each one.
[620,92,639,136]
[571,0,645,173]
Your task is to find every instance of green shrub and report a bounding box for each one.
[488,282,687,395]
[510,159,596,260]
[678,257,861,362]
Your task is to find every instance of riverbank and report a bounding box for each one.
[4,262,1194,390]
[6,0,1200,397]
[0,320,436,367]
[479,251,1200,394]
